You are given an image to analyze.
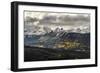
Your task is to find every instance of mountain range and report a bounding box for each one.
[24,28,90,50]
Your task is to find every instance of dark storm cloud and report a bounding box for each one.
[25,16,39,22]
[39,15,57,24]
[38,14,90,26]
[59,15,90,22]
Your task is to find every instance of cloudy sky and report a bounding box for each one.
[24,11,90,31]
